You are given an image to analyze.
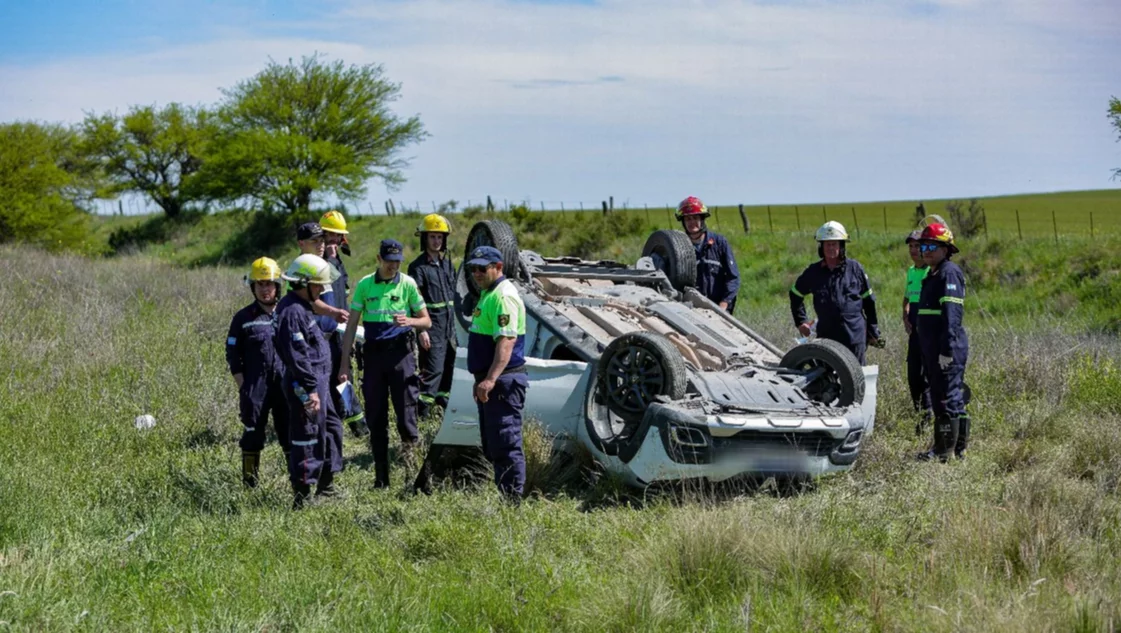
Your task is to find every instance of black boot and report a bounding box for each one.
[374,461,391,489]
[315,470,340,499]
[917,414,956,462]
[241,451,261,488]
[292,483,313,510]
[349,417,370,438]
[955,415,971,459]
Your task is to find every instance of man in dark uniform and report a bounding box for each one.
[225,257,290,487]
[789,221,881,365]
[339,239,431,488]
[275,254,346,508]
[465,245,529,501]
[914,223,971,462]
[318,210,369,437]
[408,213,458,419]
[675,196,740,313]
[903,229,933,435]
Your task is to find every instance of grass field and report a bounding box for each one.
[2,217,1121,630]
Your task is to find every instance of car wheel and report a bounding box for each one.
[596,331,687,423]
[641,229,697,292]
[779,339,865,407]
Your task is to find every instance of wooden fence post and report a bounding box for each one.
[602,201,609,216]
[851,206,859,237]
[1016,209,1022,240]
[644,204,650,224]
[822,206,826,223]
[795,205,801,231]
[739,204,750,234]
[714,206,720,229]
[767,205,774,232]
[1090,212,1095,239]
[882,206,887,231]
[1052,210,1058,244]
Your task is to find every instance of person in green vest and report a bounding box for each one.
[903,229,932,435]
[338,239,431,488]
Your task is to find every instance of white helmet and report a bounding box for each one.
[281,254,340,285]
[815,221,849,242]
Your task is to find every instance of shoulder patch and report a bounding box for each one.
[498,314,510,327]
[227,336,238,345]
[947,283,958,290]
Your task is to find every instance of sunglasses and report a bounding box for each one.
[919,243,941,253]
[468,264,491,274]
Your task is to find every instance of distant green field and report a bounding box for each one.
[528,189,1121,238]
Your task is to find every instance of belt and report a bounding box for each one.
[365,332,415,351]
[473,364,527,383]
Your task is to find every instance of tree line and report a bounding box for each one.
[0,55,427,252]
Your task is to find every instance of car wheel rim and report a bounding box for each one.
[604,345,666,416]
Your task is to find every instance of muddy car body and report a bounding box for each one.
[430,220,879,486]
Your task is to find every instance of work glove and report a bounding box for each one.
[938,354,953,370]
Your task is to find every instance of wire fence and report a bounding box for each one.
[91,193,1121,239]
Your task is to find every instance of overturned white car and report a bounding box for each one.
[430,220,878,486]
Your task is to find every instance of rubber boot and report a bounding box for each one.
[954,415,971,459]
[374,461,391,489]
[241,451,261,488]
[315,469,340,499]
[292,483,313,510]
[916,414,955,462]
[349,417,370,438]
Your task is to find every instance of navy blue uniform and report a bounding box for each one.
[226,301,290,486]
[694,232,740,313]
[468,274,528,499]
[275,292,345,498]
[790,258,881,365]
[408,253,458,416]
[916,260,969,456]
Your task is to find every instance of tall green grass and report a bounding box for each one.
[2,242,1121,630]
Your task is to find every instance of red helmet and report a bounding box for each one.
[920,223,958,253]
[675,196,710,221]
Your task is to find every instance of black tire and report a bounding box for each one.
[596,331,687,423]
[642,230,697,292]
[454,220,521,331]
[464,220,520,294]
[779,339,865,407]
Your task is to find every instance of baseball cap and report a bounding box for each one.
[379,239,405,262]
[465,246,503,267]
[297,222,324,241]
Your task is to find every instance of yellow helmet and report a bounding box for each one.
[319,210,349,234]
[248,257,282,282]
[415,213,451,236]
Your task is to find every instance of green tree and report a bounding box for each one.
[203,55,428,214]
[1110,96,1121,180]
[0,122,96,252]
[80,103,215,219]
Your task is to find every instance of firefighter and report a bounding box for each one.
[296,222,349,333]
[914,223,970,462]
[465,245,529,501]
[318,210,369,438]
[275,254,346,509]
[225,257,290,488]
[338,239,431,488]
[789,221,882,365]
[408,214,458,419]
[903,229,933,435]
[675,196,740,313]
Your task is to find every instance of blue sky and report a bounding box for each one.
[2,0,1119,214]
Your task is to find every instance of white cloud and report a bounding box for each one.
[1,0,1117,207]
